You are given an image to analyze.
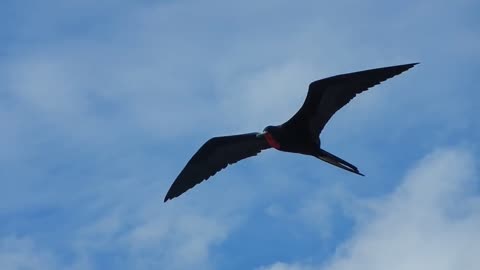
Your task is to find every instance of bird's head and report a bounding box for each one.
[263,125,276,133]
[263,125,282,137]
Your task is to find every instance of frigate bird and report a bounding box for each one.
[164,63,418,202]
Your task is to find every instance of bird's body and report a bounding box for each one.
[164,63,418,202]
[262,125,317,155]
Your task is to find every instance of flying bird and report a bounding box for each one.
[164,63,418,202]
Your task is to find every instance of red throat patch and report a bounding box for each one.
[265,132,281,149]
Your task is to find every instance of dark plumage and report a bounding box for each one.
[164,63,418,202]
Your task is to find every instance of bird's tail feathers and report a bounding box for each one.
[317,149,364,176]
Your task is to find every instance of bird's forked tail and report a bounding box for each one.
[316,149,364,176]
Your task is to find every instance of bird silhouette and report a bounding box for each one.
[164,63,418,202]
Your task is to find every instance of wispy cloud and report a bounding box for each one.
[0,236,58,270]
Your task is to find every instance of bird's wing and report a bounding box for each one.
[164,132,271,202]
[283,63,418,137]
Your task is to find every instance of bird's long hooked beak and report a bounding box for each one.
[256,131,267,138]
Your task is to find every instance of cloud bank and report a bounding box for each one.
[259,147,480,270]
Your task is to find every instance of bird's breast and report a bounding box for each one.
[265,132,281,149]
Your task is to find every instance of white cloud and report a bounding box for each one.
[297,185,352,240]
[65,183,248,270]
[126,210,231,270]
[327,147,480,270]
[259,147,480,270]
[0,236,95,270]
[257,262,314,270]
[218,61,317,131]
[0,236,58,270]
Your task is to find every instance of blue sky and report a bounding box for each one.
[1,0,479,269]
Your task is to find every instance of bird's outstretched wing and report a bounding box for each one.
[164,132,271,202]
[283,63,418,137]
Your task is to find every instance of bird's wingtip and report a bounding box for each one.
[401,62,419,68]
[397,62,419,72]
